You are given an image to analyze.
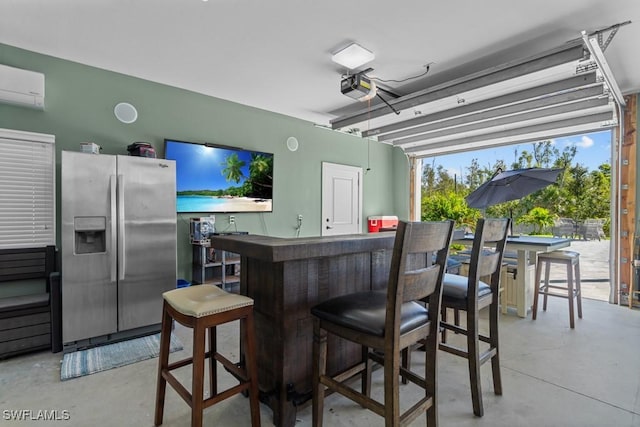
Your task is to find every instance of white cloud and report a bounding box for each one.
[551,135,595,149]
[576,135,594,148]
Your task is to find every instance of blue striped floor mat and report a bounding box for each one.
[60,333,183,381]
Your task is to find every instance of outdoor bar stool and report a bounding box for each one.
[154,285,260,427]
[533,250,582,328]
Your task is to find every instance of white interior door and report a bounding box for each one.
[321,162,362,236]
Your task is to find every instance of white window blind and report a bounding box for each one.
[0,128,55,249]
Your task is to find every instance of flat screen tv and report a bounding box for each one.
[164,139,273,213]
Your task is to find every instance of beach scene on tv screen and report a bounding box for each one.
[167,142,273,213]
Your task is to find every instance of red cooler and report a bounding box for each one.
[368,216,399,232]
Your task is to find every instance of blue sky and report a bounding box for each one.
[425,130,612,177]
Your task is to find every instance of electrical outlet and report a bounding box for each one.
[229,215,235,224]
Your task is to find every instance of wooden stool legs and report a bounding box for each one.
[154,303,172,426]
[154,301,261,427]
[574,258,583,320]
[191,322,206,427]
[244,309,261,426]
[533,252,582,328]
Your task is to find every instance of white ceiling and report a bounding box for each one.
[1,0,639,127]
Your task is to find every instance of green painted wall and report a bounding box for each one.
[0,43,409,285]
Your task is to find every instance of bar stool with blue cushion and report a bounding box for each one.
[311,220,455,427]
[439,217,510,417]
[154,285,260,427]
[533,250,582,328]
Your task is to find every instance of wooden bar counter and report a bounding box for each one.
[208,232,396,427]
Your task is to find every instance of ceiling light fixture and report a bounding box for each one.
[332,43,375,70]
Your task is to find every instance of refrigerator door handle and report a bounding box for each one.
[118,174,126,281]
[110,175,117,283]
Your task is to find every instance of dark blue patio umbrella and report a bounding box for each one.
[466,167,564,209]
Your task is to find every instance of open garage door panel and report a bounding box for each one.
[331,34,624,159]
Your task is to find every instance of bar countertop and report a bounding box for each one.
[208,231,396,262]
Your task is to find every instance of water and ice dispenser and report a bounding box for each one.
[74,217,106,254]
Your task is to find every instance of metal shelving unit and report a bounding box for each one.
[191,232,246,291]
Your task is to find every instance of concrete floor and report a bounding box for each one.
[1,296,639,426]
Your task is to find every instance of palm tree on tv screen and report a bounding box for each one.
[221,153,246,184]
[221,153,273,199]
[249,154,272,186]
[248,154,273,199]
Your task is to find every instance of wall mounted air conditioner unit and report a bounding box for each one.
[0,64,45,110]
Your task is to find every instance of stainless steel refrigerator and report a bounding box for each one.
[61,151,177,346]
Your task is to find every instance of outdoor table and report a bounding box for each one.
[454,235,571,317]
